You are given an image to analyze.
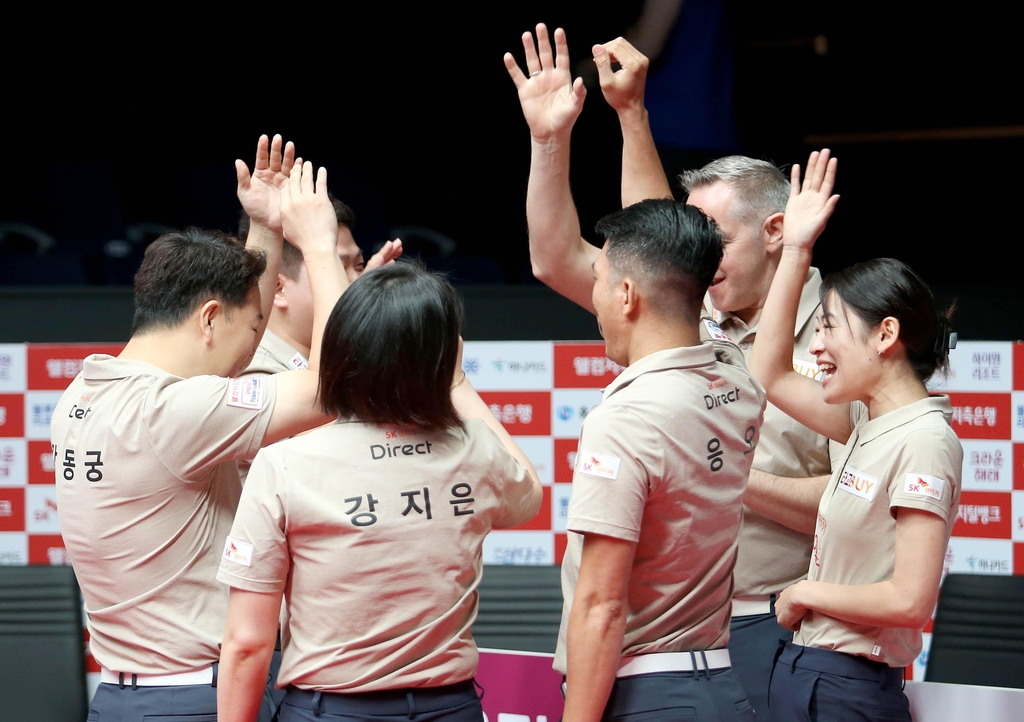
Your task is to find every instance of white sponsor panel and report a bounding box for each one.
[904,473,945,502]
[576,450,621,480]
[1013,391,1024,443]
[223,537,253,567]
[26,484,60,533]
[1012,491,1024,543]
[0,532,28,565]
[483,530,554,566]
[837,467,881,501]
[0,344,27,392]
[914,632,932,681]
[226,377,265,410]
[0,439,27,487]
[512,436,553,486]
[23,391,64,440]
[944,537,1012,575]
[961,440,1013,492]
[929,341,1013,392]
[552,483,572,532]
[462,341,553,391]
[551,389,604,439]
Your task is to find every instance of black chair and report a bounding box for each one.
[474,565,563,653]
[0,565,88,720]
[925,573,1024,688]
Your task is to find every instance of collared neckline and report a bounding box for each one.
[260,329,308,369]
[83,354,177,382]
[708,267,822,342]
[603,344,717,401]
[854,395,953,446]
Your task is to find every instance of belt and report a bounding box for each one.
[731,595,773,617]
[101,666,214,687]
[616,649,731,678]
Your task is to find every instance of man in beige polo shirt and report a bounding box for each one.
[553,198,766,720]
[505,26,830,715]
[52,139,345,722]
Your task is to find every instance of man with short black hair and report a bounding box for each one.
[506,26,831,715]
[558,198,766,720]
[52,136,345,722]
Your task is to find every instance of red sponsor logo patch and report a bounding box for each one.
[553,343,624,388]
[27,440,55,484]
[946,393,1011,440]
[0,487,25,532]
[0,394,25,437]
[553,438,579,483]
[27,344,124,390]
[952,491,1012,539]
[28,534,70,565]
[478,392,551,436]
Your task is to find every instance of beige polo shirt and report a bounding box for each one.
[51,355,277,674]
[796,396,962,667]
[218,417,540,692]
[554,342,767,674]
[246,329,308,375]
[709,268,831,598]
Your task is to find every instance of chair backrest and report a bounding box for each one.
[474,565,563,654]
[0,565,87,720]
[925,573,1024,688]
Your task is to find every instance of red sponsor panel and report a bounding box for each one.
[553,438,579,483]
[553,343,624,389]
[1016,543,1024,576]
[1015,344,1024,390]
[477,391,551,436]
[514,486,552,531]
[28,534,69,565]
[946,392,1011,440]
[84,630,101,672]
[0,393,25,437]
[554,532,568,565]
[952,491,1012,539]
[27,440,55,484]
[27,344,124,390]
[1016,445,1024,491]
[0,487,25,531]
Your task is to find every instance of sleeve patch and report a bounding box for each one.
[288,353,309,370]
[577,450,622,480]
[222,536,254,567]
[703,319,733,343]
[904,473,945,502]
[227,377,265,410]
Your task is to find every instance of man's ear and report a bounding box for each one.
[621,277,641,319]
[763,211,785,253]
[197,299,222,345]
[273,273,288,310]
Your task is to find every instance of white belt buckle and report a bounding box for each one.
[100,666,214,687]
[616,649,731,678]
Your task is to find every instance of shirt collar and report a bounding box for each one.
[260,330,308,368]
[708,267,822,340]
[854,395,953,446]
[603,344,717,401]
[83,354,176,381]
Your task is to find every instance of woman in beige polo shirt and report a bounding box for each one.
[749,151,962,722]
[215,262,542,722]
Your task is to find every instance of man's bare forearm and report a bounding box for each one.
[743,469,829,534]
[618,108,673,207]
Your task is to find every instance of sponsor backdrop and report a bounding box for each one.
[2,341,1023,693]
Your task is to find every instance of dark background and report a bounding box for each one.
[1,4,1020,338]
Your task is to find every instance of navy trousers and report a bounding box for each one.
[602,668,755,721]
[728,604,794,718]
[279,680,483,722]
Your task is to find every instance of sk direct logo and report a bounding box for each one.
[904,474,945,502]
[222,537,253,567]
[577,451,621,480]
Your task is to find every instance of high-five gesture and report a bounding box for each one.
[782,149,840,252]
[235,134,296,233]
[364,239,404,274]
[592,38,649,117]
[280,161,338,258]
[504,24,585,142]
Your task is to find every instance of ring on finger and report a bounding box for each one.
[530,70,542,77]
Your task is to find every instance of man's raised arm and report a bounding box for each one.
[505,24,598,314]
[235,134,295,336]
[592,38,674,208]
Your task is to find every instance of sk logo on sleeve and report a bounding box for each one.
[222,537,253,567]
[904,474,945,502]
[577,451,621,480]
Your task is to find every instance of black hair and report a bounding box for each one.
[595,199,723,311]
[820,258,954,382]
[131,227,266,335]
[237,195,356,280]
[317,261,464,431]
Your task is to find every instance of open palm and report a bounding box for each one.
[236,134,296,233]
[782,149,840,252]
[504,24,585,141]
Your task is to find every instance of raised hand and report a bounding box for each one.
[504,24,586,141]
[280,161,338,257]
[592,37,649,116]
[364,239,404,273]
[235,134,296,233]
[782,149,840,252]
